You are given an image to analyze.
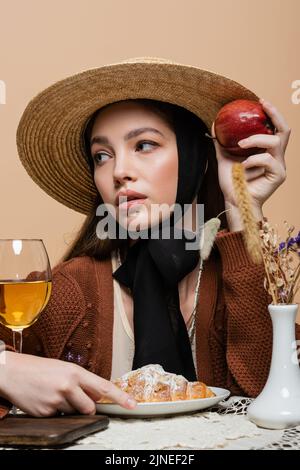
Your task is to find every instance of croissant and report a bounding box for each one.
[98,364,215,403]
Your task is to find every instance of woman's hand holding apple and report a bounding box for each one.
[211,98,291,232]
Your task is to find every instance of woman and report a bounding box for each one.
[0,57,298,417]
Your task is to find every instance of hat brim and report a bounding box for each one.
[16,57,258,214]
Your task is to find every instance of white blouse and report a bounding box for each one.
[110,250,197,381]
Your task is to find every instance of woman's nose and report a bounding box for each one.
[113,154,137,183]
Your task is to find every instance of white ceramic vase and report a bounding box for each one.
[247,303,300,429]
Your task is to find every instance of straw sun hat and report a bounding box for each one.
[16,57,258,214]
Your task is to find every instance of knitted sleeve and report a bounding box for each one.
[214,229,300,398]
[0,263,86,417]
[24,268,86,359]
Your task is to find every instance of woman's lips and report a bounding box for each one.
[118,198,147,211]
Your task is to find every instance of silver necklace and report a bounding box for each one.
[116,248,203,344]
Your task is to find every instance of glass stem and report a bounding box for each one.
[12,330,16,351]
[12,329,23,354]
[11,329,23,415]
[19,330,23,354]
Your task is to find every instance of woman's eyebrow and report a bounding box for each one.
[90,127,164,147]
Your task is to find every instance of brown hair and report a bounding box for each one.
[62,99,226,263]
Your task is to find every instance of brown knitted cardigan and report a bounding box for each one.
[1,228,300,414]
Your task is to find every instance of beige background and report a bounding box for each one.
[0,0,299,302]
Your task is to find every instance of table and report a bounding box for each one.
[1,397,300,450]
[66,397,300,450]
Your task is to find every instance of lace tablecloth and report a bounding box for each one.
[1,397,300,450]
[66,397,300,450]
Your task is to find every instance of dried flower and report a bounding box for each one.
[231,163,300,305]
[199,217,221,260]
[259,219,300,304]
[198,209,231,261]
[278,231,300,252]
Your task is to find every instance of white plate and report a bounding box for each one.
[96,387,230,418]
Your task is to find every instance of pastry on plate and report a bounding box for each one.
[98,364,215,403]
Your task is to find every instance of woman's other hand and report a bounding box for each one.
[0,351,136,417]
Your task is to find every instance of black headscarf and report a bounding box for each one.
[111,102,209,381]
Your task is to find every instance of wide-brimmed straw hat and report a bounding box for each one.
[16,57,258,214]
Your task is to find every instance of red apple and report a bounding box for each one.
[214,99,275,157]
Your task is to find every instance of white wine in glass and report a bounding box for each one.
[0,239,52,354]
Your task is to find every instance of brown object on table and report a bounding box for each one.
[0,401,11,420]
[98,364,215,403]
[0,414,109,447]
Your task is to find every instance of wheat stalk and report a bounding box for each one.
[232,163,263,264]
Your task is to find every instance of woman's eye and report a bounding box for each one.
[93,152,110,164]
[136,141,158,152]
[93,141,157,165]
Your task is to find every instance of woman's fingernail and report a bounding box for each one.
[238,139,248,147]
[126,397,137,408]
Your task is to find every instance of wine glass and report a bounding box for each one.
[0,239,52,354]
